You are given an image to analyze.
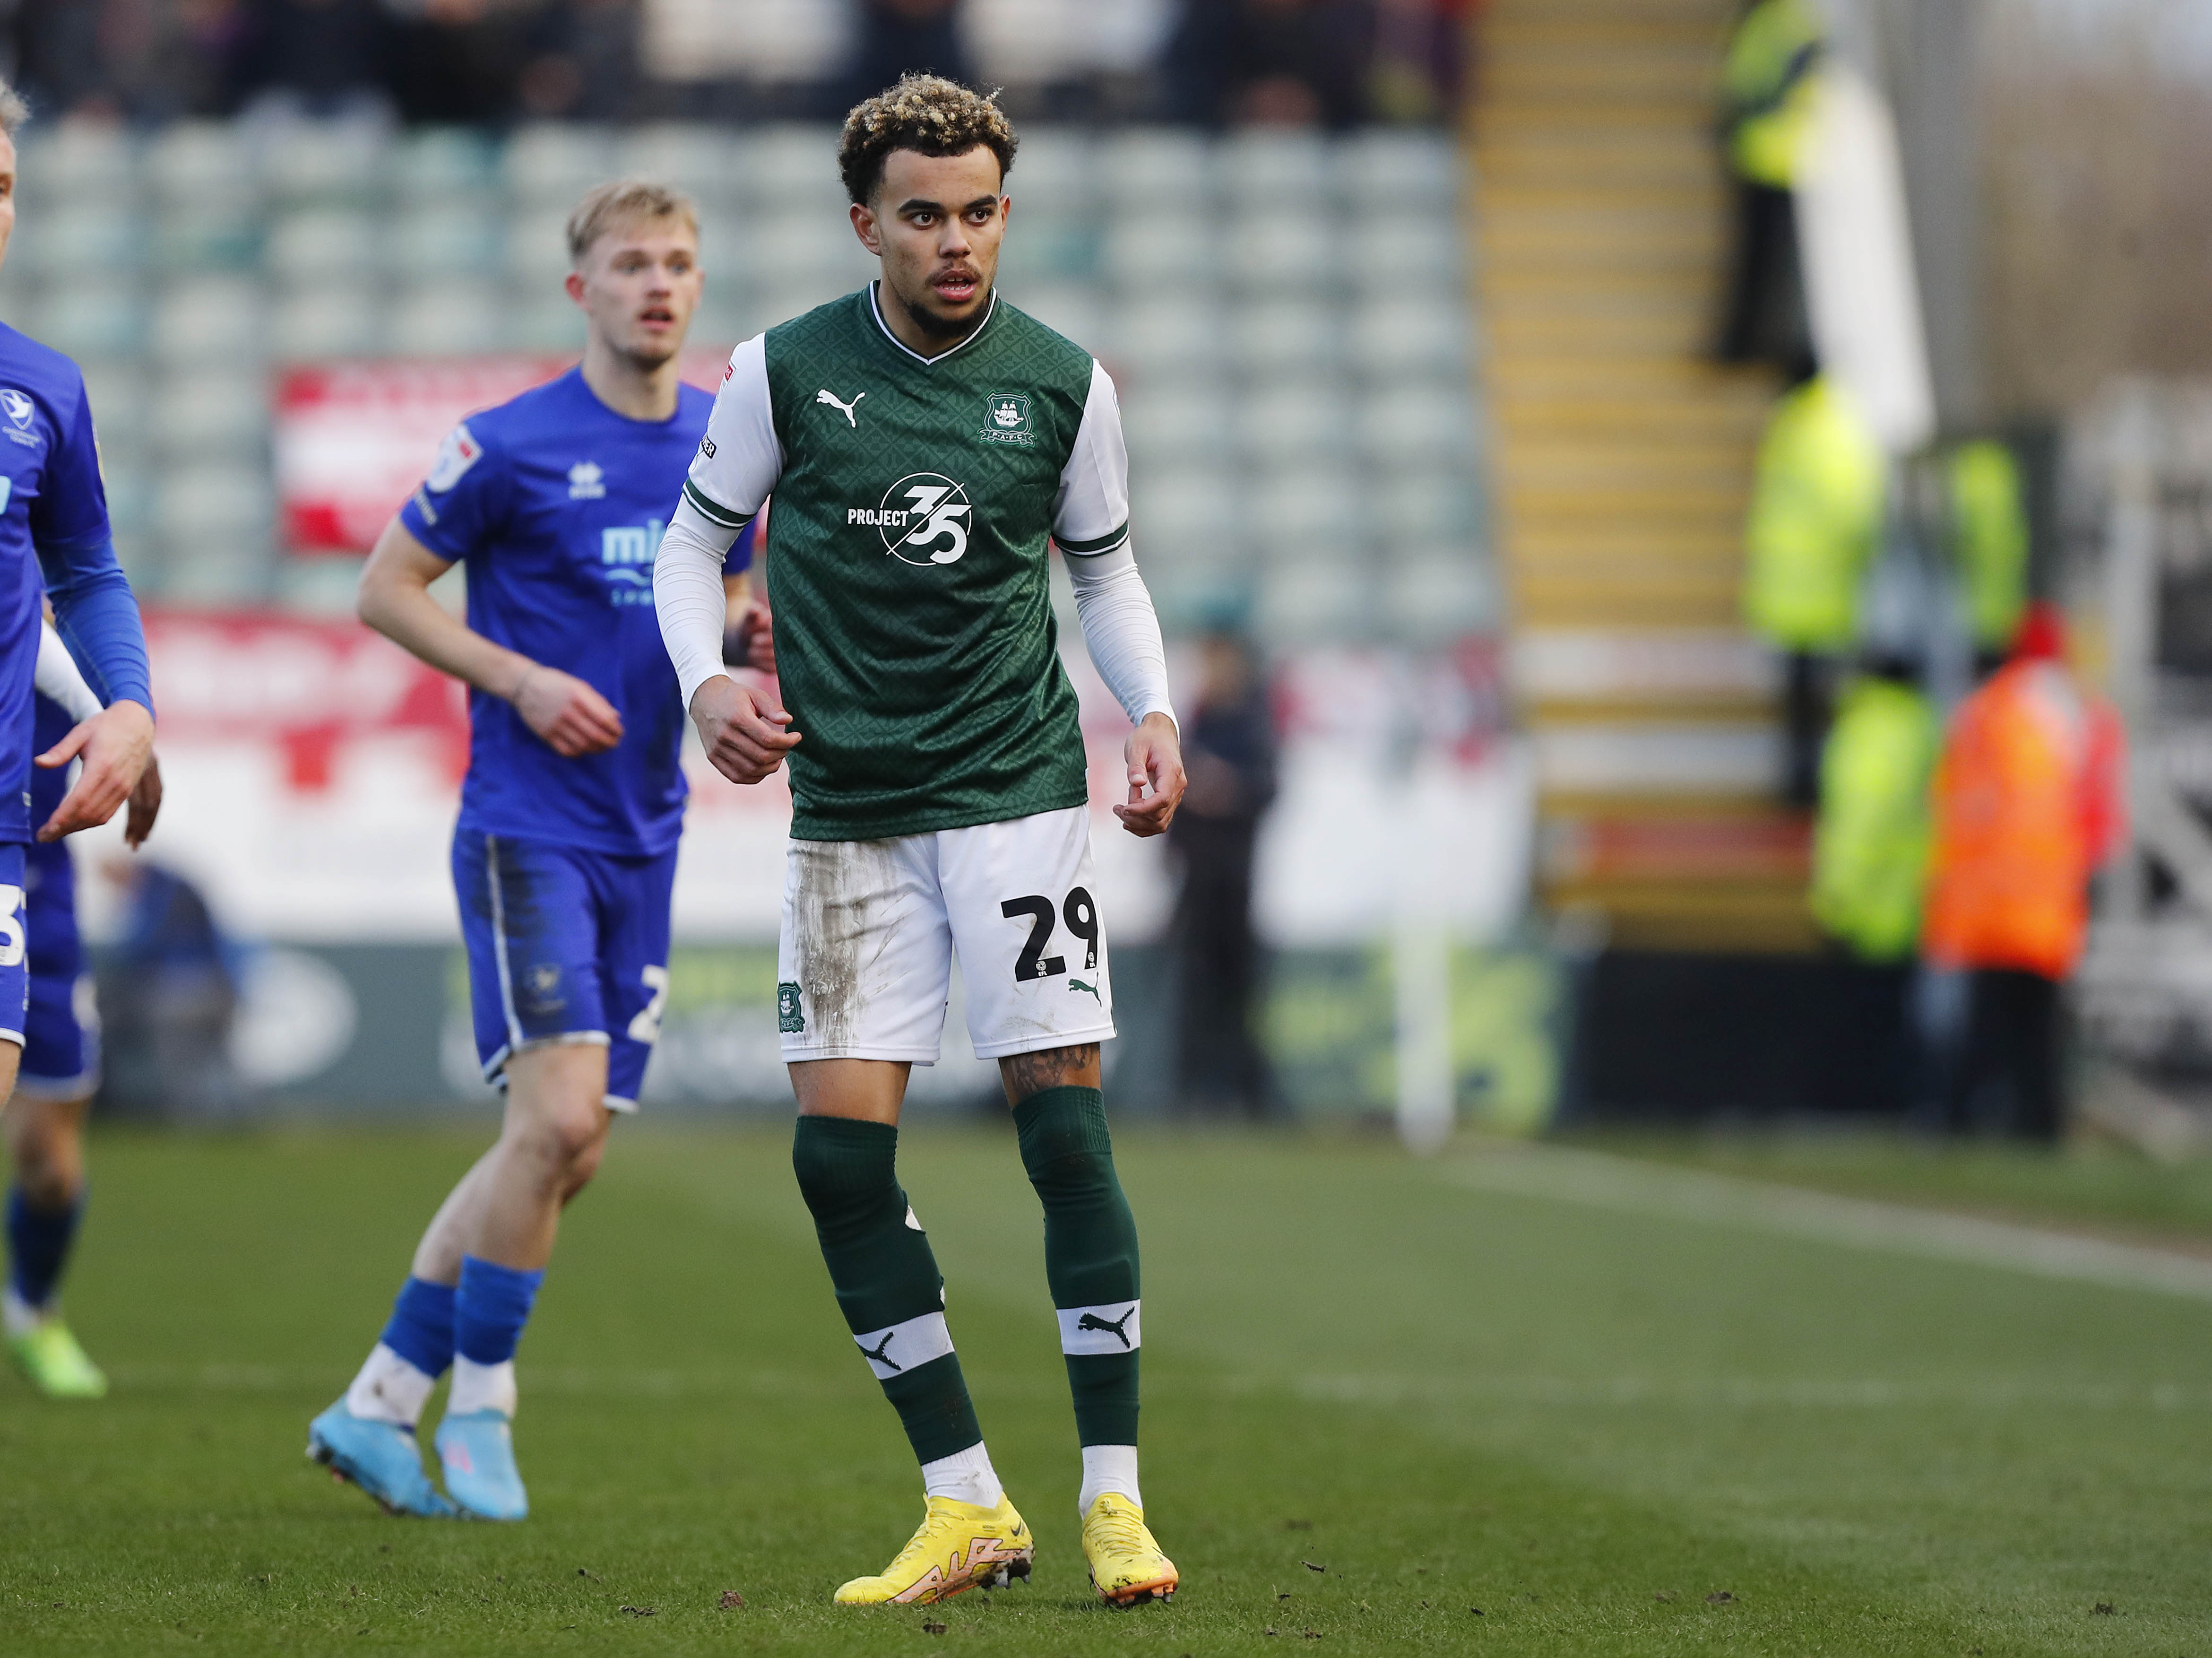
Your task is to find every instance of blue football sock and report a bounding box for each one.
[6,1186,83,1311]
[379,1276,457,1379]
[455,1256,544,1368]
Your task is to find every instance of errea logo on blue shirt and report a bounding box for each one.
[600,519,663,608]
[569,462,606,500]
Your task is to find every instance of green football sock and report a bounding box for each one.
[1013,1085,1141,1448]
[791,1115,982,1465]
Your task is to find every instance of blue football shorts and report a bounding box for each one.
[16,839,95,1098]
[452,828,677,1113]
[0,842,25,1062]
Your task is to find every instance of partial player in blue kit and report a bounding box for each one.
[0,85,160,1398]
[4,623,164,1399]
[307,181,772,1519]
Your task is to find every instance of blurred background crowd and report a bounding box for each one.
[1,0,2208,1156]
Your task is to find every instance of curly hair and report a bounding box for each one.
[837,73,1018,206]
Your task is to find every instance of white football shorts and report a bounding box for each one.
[776,805,1115,1063]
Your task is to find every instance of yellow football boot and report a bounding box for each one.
[833,1493,1034,1606]
[8,1318,107,1399]
[1082,1492,1177,1606]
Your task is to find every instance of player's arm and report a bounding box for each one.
[33,380,155,843]
[358,516,622,758]
[656,335,793,785]
[1056,360,1184,838]
[36,616,163,848]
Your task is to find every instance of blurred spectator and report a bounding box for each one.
[843,0,971,111]
[1741,369,1885,808]
[1165,0,1372,129]
[382,0,536,125]
[1810,658,1938,964]
[111,0,251,120]
[1921,603,2126,1141]
[96,858,243,1121]
[1168,630,1279,1117]
[1713,0,1818,367]
[1365,0,1473,124]
[515,0,639,121]
[1946,437,2031,668]
[234,0,392,120]
[9,0,119,119]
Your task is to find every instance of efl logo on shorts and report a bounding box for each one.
[777,982,805,1033]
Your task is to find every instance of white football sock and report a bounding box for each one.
[345,1342,436,1428]
[2,1287,46,1339]
[448,1355,518,1419]
[1080,1444,1141,1517]
[921,1441,1004,1509]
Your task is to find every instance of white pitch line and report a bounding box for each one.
[1442,1144,2212,1305]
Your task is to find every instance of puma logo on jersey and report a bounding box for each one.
[816,388,865,427]
[1069,976,1100,1003]
[1077,1309,1135,1348]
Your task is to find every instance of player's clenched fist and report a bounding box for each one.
[690,674,800,785]
[512,664,624,757]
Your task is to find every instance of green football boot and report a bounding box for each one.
[9,1318,107,1398]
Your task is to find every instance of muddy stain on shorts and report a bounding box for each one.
[789,838,899,1050]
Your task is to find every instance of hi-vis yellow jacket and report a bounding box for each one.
[1743,375,1886,652]
[1811,676,1940,961]
[1722,0,1823,188]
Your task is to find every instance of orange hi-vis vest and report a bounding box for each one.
[1922,660,2125,979]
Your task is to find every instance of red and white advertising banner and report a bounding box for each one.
[275,349,737,555]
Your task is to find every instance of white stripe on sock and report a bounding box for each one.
[921,1440,1003,1508]
[1057,1300,1141,1355]
[449,1355,517,1419]
[1080,1444,1140,1517]
[345,1342,436,1428]
[851,1311,955,1380]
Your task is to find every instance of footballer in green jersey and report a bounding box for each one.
[654,75,1184,1607]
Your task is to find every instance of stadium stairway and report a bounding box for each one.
[1470,0,1815,952]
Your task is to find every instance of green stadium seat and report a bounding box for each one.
[34,283,147,358]
[1228,299,1338,377]
[150,276,262,365]
[501,125,616,208]
[1382,553,1494,643]
[617,124,744,206]
[1349,297,1473,381]
[1220,131,1331,206]
[389,283,507,357]
[262,122,387,207]
[150,371,268,461]
[397,128,499,202]
[271,287,382,361]
[266,208,381,288]
[389,203,505,280]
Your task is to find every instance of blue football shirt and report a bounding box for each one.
[0,325,115,847]
[400,367,733,859]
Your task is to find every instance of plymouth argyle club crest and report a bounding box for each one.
[778,981,804,1033]
[977,391,1034,446]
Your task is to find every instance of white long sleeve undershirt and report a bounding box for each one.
[654,497,743,712]
[35,619,104,723]
[1065,546,1175,730]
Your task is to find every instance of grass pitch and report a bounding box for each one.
[3,1122,2211,1655]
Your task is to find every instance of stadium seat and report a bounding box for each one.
[505,209,575,288]
[152,202,262,274]
[1227,299,1339,378]
[1348,297,1474,381]
[501,124,616,208]
[1106,295,1226,377]
[266,209,381,288]
[13,204,144,280]
[616,124,743,206]
[77,363,146,455]
[1352,214,1464,293]
[1219,130,1331,206]
[1004,129,1095,210]
[388,283,507,357]
[997,218,1102,287]
[1248,463,1364,553]
[1120,382,1236,471]
[397,128,499,201]
[1223,213,1333,294]
[1097,130,1215,210]
[1236,378,1345,464]
[1373,469,1483,548]
[150,277,262,365]
[1380,552,1494,643]
[1136,467,1245,565]
[1008,285,1103,352]
[1253,555,1367,646]
[146,122,256,206]
[271,288,383,361]
[1356,384,1479,468]
[20,123,136,205]
[1101,212,1218,292]
[99,461,152,537]
[34,283,147,359]
[745,125,848,210]
[150,371,268,462]
[153,464,274,554]
[388,204,505,279]
[733,211,873,290]
[261,121,386,206]
[1336,130,1461,208]
[508,294,587,354]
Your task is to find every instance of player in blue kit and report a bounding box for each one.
[3,621,162,1398]
[0,82,160,1396]
[308,180,771,1519]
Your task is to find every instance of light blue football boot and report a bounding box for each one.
[307,1399,456,1518]
[435,1410,528,1520]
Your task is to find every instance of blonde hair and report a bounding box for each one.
[565,179,698,265]
[0,79,28,138]
[837,73,1018,205]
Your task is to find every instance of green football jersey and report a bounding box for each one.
[683,286,1131,842]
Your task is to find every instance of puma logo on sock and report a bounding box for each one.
[859,1332,902,1372]
[1077,1309,1135,1348]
